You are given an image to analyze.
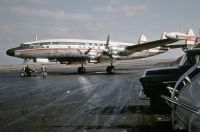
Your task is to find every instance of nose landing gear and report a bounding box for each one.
[77,64,86,74]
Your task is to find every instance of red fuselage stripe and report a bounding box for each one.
[16,48,104,52]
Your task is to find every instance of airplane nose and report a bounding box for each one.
[6,49,15,56]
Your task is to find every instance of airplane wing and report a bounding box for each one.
[125,39,178,54]
[162,44,186,49]
[163,42,197,49]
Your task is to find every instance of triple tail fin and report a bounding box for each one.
[186,29,196,46]
[138,35,148,44]
[160,32,167,39]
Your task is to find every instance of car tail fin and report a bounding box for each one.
[138,35,148,44]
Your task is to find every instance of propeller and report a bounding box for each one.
[77,48,100,60]
[103,35,120,58]
[105,35,110,49]
[103,35,112,58]
[77,48,92,56]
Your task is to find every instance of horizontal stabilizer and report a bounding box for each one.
[161,32,167,39]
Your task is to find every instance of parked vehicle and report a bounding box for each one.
[162,55,200,131]
[139,46,200,113]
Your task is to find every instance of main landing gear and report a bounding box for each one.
[106,63,115,74]
[77,64,86,74]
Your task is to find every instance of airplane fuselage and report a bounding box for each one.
[7,39,167,64]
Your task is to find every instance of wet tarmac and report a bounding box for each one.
[0,61,175,132]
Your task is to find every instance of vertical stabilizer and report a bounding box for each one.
[35,34,38,41]
[161,32,167,39]
[138,35,148,44]
[186,29,196,46]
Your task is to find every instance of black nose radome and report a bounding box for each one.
[6,49,15,56]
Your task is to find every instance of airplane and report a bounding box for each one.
[6,29,196,76]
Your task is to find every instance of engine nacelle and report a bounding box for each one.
[165,32,187,40]
[110,47,124,55]
[86,52,101,63]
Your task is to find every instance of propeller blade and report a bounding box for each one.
[105,35,110,48]
[84,48,92,55]
[77,49,83,55]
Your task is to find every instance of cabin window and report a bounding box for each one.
[37,42,51,45]
[80,43,84,45]
[52,42,66,45]
[67,42,73,45]
[73,42,78,45]
[32,43,40,46]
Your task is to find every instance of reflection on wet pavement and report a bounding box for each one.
[0,62,176,132]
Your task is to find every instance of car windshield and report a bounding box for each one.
[179,53,200,66]
[179,55,187,66]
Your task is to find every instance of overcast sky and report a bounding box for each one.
[1,0,200,64]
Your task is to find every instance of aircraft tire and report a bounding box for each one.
[78,67,86,74]
[106,66,115,74]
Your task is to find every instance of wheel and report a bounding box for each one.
[106,66,115,74]
[20,72,26,77]
[77,67,86,74]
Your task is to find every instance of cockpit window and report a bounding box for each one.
[179,55,187,66]
[20,44,29,47]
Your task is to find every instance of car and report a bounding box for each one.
[139,46,200,113]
